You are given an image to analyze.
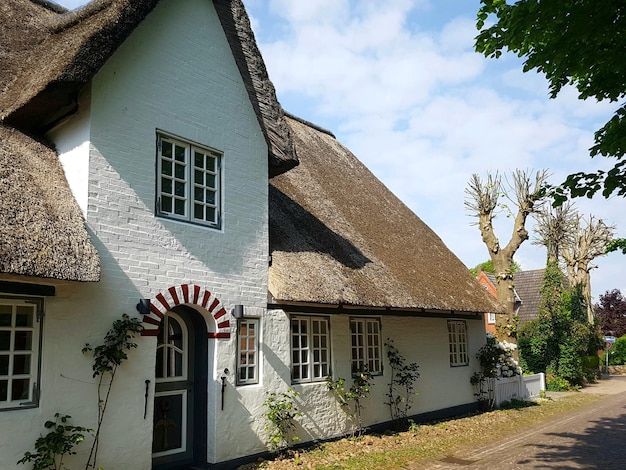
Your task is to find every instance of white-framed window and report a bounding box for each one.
[155,312,188,381]
[350,317,382,375]
[0,297,42,411]
[237,318,259,385]
[448,320,469,366]
[487,313,496,324]
[157,132,222,229]
[291,316,330,383]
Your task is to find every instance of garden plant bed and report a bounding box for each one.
[238,394,600,469]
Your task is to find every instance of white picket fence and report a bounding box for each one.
[491,373,546,407]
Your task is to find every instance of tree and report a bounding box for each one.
[518,261,602,387]
[465,169,549,340]
[469,259,521,276]
[607,238,626,255]
[595,289,626,338]
[475,1,626,201]
[534,204,615,322]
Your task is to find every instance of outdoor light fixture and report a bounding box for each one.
[136,299,151,315]
[231,304,244,319]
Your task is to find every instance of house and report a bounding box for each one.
[476,270,498,334]
[477,269,547,332]
[0,1,503,469]
[513,269,546,327]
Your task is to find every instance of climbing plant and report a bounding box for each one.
[326,369,373,437]
[82,313,143,469]
[384,339,420,428]
[262,388,302,452]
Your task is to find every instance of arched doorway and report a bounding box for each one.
[152,305,208,469]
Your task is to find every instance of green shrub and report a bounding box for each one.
[546,374,570,391]
[605,335,626,365]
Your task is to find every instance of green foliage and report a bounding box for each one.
[83,314,143,378]
[498,398,537,410]
[326,369,373,436]
[262,389,302,451]
[545,374,570,392]
[469,259,521,276]
[82,314,142,469]
[18,414,92,470]
[518,262,603,387]
[606,238,626,255]
[384,339,420,428]
[601,335,626,365]
[475,1,626,202]
[471,335,520,408]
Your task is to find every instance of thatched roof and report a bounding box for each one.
[1,0,297,177]
[269,116,505,314]
[0,125,100,281]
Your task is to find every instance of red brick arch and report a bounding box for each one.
[141,284,230,339]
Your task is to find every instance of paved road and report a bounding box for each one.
[420,376,626,469]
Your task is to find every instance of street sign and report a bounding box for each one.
[604,336,616,343]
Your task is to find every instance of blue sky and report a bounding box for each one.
[54,0,624,302]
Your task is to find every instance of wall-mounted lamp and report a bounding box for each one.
[136,299,151,315]
[231,304,244,319]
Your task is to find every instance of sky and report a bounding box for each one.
[54,0,624,302]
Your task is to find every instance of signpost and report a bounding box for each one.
[604,336,616,373]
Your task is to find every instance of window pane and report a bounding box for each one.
[0,314,10,327]
[12,379,29,401]
[161,196,172,213]
[206,190,216,205]
[13,355,30,375]
[194,204,203,220]
[153,394,184,453]
[174,163,185,179]
[194,152,204,168]
[174,181,185,197]
[194,172,204,187]
[161,159,172,176]
[161,141,172,158]
[205,207,215,222]
[0,380,7,401]
[0,356,8,375]
[174,199,185,216]
[161,178,172,195]
[193,186,204,202]
[174,145,185,162]
[206,174,216,188]
[0,332,9,350]
[206,157,215,172]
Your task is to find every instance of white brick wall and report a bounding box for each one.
[0,0,269,469]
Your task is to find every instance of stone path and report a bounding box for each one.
[416,376,626,469]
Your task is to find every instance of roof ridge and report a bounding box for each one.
[44,0,113,33]
[30,0,68,14]
[284,112,336,138]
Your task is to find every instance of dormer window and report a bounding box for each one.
[157,132,222,229]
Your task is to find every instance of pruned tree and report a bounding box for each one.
[533,202,577,263]
[534,205,615,323]
[595,289,626,338]
[560,215,615,322]
[465,169,549,341]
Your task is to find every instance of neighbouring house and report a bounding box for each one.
[476,270,499,334]
[478,269,547,331]
[0,1,503,469]
[513,269,546,327]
